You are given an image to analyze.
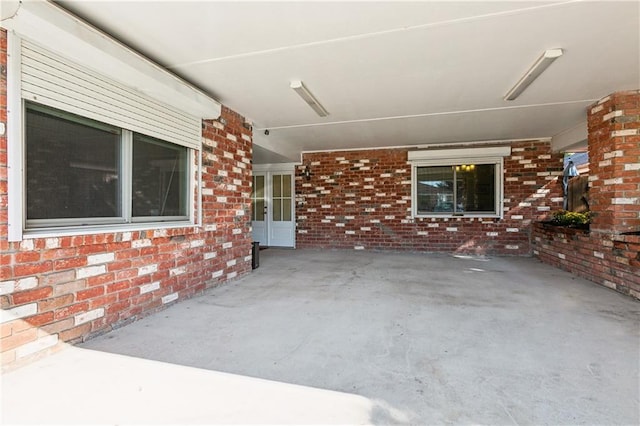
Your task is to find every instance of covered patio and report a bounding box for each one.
[3,249,638,424]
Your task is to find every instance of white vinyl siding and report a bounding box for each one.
[21,40,201,150]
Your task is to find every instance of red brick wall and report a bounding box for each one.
[295,141,564,254]
[0,29,253,370]
[588,90,640,234]
[532,223,640,299]
[532,90,639,299]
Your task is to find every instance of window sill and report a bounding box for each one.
[413,214,502,220]
[22,221,197,240]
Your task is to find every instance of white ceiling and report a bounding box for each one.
[56,0,640,163]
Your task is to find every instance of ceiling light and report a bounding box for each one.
[290,80,329,117]
[504,48,563,101]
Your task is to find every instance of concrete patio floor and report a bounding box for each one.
[2,249,639,424]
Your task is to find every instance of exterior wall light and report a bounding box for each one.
[302,164,312,181]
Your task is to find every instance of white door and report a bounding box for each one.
[251,170,295,247]
[268,173,295,247]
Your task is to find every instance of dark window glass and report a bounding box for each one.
[132,134,188,217]
[26,104,121,220]
[416,166,454,214]
[456,164,495,213]
[417,164,496,215]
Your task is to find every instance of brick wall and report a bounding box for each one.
[587,90,640,234]
[532,223,640,299]
[0,29,253,370]
[295,141,564,255]
[533,90,639,299]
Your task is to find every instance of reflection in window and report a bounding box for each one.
[416,166,454,213]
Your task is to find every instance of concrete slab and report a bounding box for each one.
[2,249,639,424]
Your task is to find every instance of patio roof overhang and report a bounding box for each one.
[1,0,221,120]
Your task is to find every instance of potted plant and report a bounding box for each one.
[547,209,591,229]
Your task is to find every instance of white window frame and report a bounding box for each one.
[409,146,510,219]
[23,102,196,234]
[6,32,200,241]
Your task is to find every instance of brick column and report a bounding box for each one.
[587,90,640,234]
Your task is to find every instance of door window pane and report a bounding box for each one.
[283,199,292,221]
[272,175,281,198]
[270,174,292,222]
[132,134,188,217]
[255,199,265,221]
[282,175,291,197]
[252,176,265,221]
[272,199,282,221]
[255,176,264,198]
[26,104,121,220]
[252,175,265,221]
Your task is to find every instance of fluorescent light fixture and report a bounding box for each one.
[504,48,563,101]
[290,80,329,117]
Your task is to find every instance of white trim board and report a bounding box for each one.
[408,146,512,161]
[253,163,299,172]
[6,31,23,242]
[300,138,542,160]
